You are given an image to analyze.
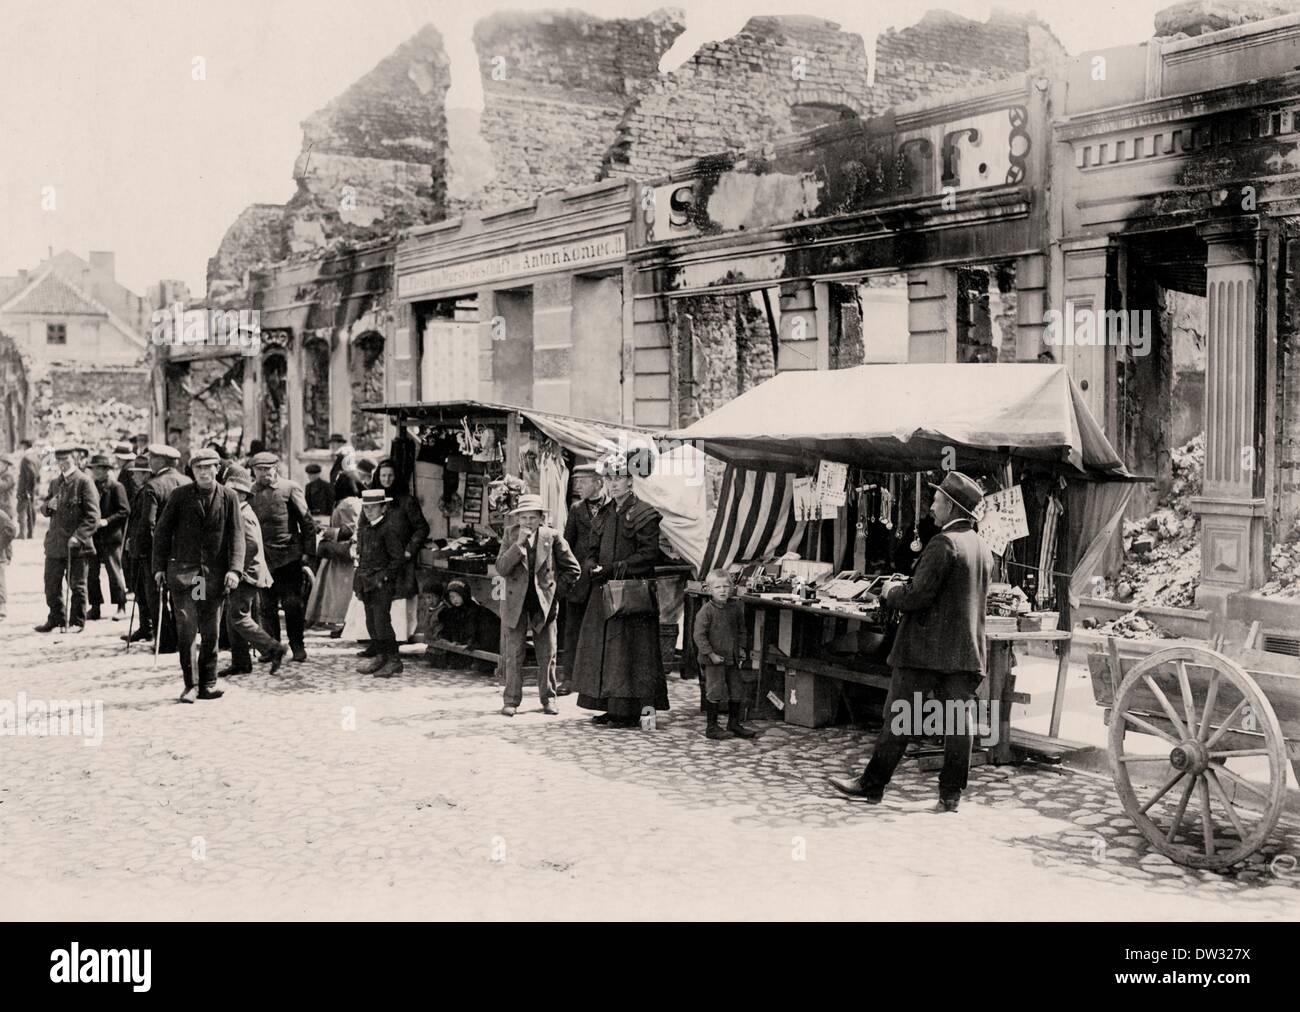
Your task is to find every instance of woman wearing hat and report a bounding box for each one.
[571,453,669,728]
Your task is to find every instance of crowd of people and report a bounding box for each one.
[0,431,683,731]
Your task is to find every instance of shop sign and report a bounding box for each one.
[398,233,626,298]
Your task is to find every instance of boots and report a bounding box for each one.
[704,702,728,740]
[727,702,756,739]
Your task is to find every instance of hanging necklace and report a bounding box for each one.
[910,474,922,552]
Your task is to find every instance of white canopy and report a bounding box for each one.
[666,364,1133,480]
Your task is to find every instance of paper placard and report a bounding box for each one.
[979,484,1029,557]
[816,460,848,508]
[793,476,823,521]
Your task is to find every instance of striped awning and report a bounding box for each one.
[699,465,809,576]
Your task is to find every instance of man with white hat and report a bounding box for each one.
[34,444,100,633]
[495,493,580,717]
[829,470,993,813]
[353,487,417,678]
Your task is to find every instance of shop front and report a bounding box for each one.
[391,179,640,427]
[1054,13,1300,618]
[630,74,1054,431]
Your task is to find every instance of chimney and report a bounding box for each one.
[89,251,115,280]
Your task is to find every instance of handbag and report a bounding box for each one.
[601,578,655,618]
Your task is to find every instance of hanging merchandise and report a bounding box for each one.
[910,473,922,553]
[979,484,1030,557]
[816,460,848,508]
[538,440,569,534]
[879,482,893,529]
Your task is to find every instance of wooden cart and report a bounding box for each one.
[1089,640,1300,869]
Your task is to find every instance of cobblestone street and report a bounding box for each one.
[3,538,1299,920]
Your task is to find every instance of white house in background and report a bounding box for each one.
[0,250,150,368]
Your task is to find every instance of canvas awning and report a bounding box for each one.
[666,364,1135,480]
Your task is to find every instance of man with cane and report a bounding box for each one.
[34,445,99,634]
[151,447,244,702]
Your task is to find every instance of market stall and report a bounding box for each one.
[667,364,1143,762]
[359,399,710,675]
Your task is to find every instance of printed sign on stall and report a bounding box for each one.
[978,484,1029,557]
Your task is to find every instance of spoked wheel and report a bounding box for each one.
[302,563,316,599]
[1108,647,1287,870]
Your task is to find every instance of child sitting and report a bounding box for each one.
[427,579,498,673]
[693,569,756,740]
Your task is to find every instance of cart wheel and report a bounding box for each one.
[302,564,316,599]
[1108,646,1287,870]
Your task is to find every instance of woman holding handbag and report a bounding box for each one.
[572,453,668,728]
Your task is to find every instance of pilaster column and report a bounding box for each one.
[1191,217,1268,610]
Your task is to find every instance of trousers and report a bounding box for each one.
[18,493,36,538]
[502,600,558,709]
[167,565,224,688]
[861,666,983,799]
[560,595,588,680]
[44,553,89,627]
[226,581,280,670]
[88,542,126,608]
[260,561,306,649]
[362,584,396,654]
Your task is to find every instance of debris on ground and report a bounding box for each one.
[1258,521,1300,598]
[1089,611,1177,640]
[1095,434,1203,611]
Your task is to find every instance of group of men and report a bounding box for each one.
[27,440,320,703]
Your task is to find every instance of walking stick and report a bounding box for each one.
[152,576,165,669]
[124,592,136,653]
[62,554,71,633]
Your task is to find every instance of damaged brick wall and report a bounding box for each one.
[466,8,685,210]
[870,10,1066,113]
[670,290,772,427]
[603,15,871,182]
[207,25,450,299]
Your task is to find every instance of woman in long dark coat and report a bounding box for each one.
[572,461,668,727]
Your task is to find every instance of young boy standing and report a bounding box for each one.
[693,569,756,741]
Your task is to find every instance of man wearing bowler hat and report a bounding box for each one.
[86,453,130,621]
[152,447,244,701]
[829,470,993,813]
[34,444,99,633]
[496,494,580,716]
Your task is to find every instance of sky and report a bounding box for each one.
[0,0,1168,298]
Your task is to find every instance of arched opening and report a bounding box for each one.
[301,335,331,451]
[349,330,385,451]
[262,351,288,454]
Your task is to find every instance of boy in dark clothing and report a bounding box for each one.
[353,488,415,678]
[693,569,756,740]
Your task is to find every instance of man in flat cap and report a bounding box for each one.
[86,453,130,621]
[250,451,317,663]
[558,461,607,695]
[122,444,190,650]
[112,442,143,502]
[152,447,245,701]
[304,462,334,518]
[34,445,100,633]
[829,471,993,813]
[221,465,286,676]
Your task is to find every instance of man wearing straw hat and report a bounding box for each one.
[829,470,993,813]
[353,486,417,678]
[495,493,580,717]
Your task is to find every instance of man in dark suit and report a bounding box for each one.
[354,488,417,679]
[829,471,993,812]
[220,465,286,677]
[35,445,100,633]
[496,494,581,716]
[557,463,606,695]
[153,447,245,702]
[125,445,191,650]
[86,454,130,621]
[304,462,334,516]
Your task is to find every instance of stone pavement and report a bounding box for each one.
[1,537,1299,920]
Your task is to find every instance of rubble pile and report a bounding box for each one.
[35,396,148,451]
[1084,611,1177,640]
[1258,520,1300,598]
[1099,434,1204,610]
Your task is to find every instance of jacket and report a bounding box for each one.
[885,518,993,674]
[92,478,130,549]
[693,597,746,668]
[251,477,317,571]
[236,499,273,588]
[562,494,607,602]
[305,477,335,516]
[495,524,581,629]
[17,451,40,496]
[43,468,100,560]
[588,494,661,578]
[152,481,245,581]
[354,505,417,598]
[357,489,428,559]
[0,505,15,563]
[125,467,190,564]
